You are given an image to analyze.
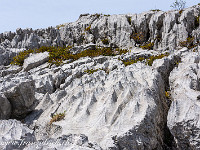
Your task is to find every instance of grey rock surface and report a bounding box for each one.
[23,52,49,71]
[0,94,11,119]
[18,49,171,150]
[1,4,200,150]
[24,134,102,150]
[4,80,37,119]
[0,119,35,150]
[168,51,200,150]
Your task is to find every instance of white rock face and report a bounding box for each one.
[4,80,37,119]
[0,119,35,150]
[168,51,200,149]
[1,4,200,150]
[15,50,171,150]
[0,47,175,149]
[23,52,49,71]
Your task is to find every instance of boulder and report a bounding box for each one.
[4,80,36,119]
[23,52,49,71]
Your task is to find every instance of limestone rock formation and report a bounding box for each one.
[23,52,49,71]
[0,4,200,150]
[3,80,37,119]
[0,5,200,51]
[168,51,200,149]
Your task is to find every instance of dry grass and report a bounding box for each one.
[50,111,66,125]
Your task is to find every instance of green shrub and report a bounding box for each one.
[85,67,110,74]
[85,25,91,32]
[56,24,65,30]
[84,68,99,74]
[11,46,72,66]
[121,53,169,67]
[115,48,129,55]
[11,46,129,66]
[122,57,145,66]
[101,38,109,45]
[165,91,170,99]
[179,10,183,14]
[179,37,197,49]
[50,111,66,125]
[130,32,145,44]
[127,16,132,25]
[146,53,169,66]
[11,49,34,66]
[92,13,101,18]
[151,9,161,12]
[140,42,154,50]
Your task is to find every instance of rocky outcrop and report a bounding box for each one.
[0,48,24,66]
[0,47,176,149]
[1,4,200,150]
[4,80,37,119]
[5,49,172,150]
[0,5,200,52]
[23,52,49,71]
[168,51,200,149]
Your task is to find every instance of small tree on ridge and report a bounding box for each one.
[170,0,186,10]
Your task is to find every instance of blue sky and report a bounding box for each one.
[0,0,199,33]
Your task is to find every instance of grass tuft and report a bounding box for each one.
[50,111,66,125]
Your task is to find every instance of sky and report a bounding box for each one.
[0,0,199,33]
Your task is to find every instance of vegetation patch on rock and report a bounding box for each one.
[121,53,169,66]
[11,46,129,66]
[101,38,109,45]
[50,111,66,125]
[179,37,198,49]
[140,42,154,50]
